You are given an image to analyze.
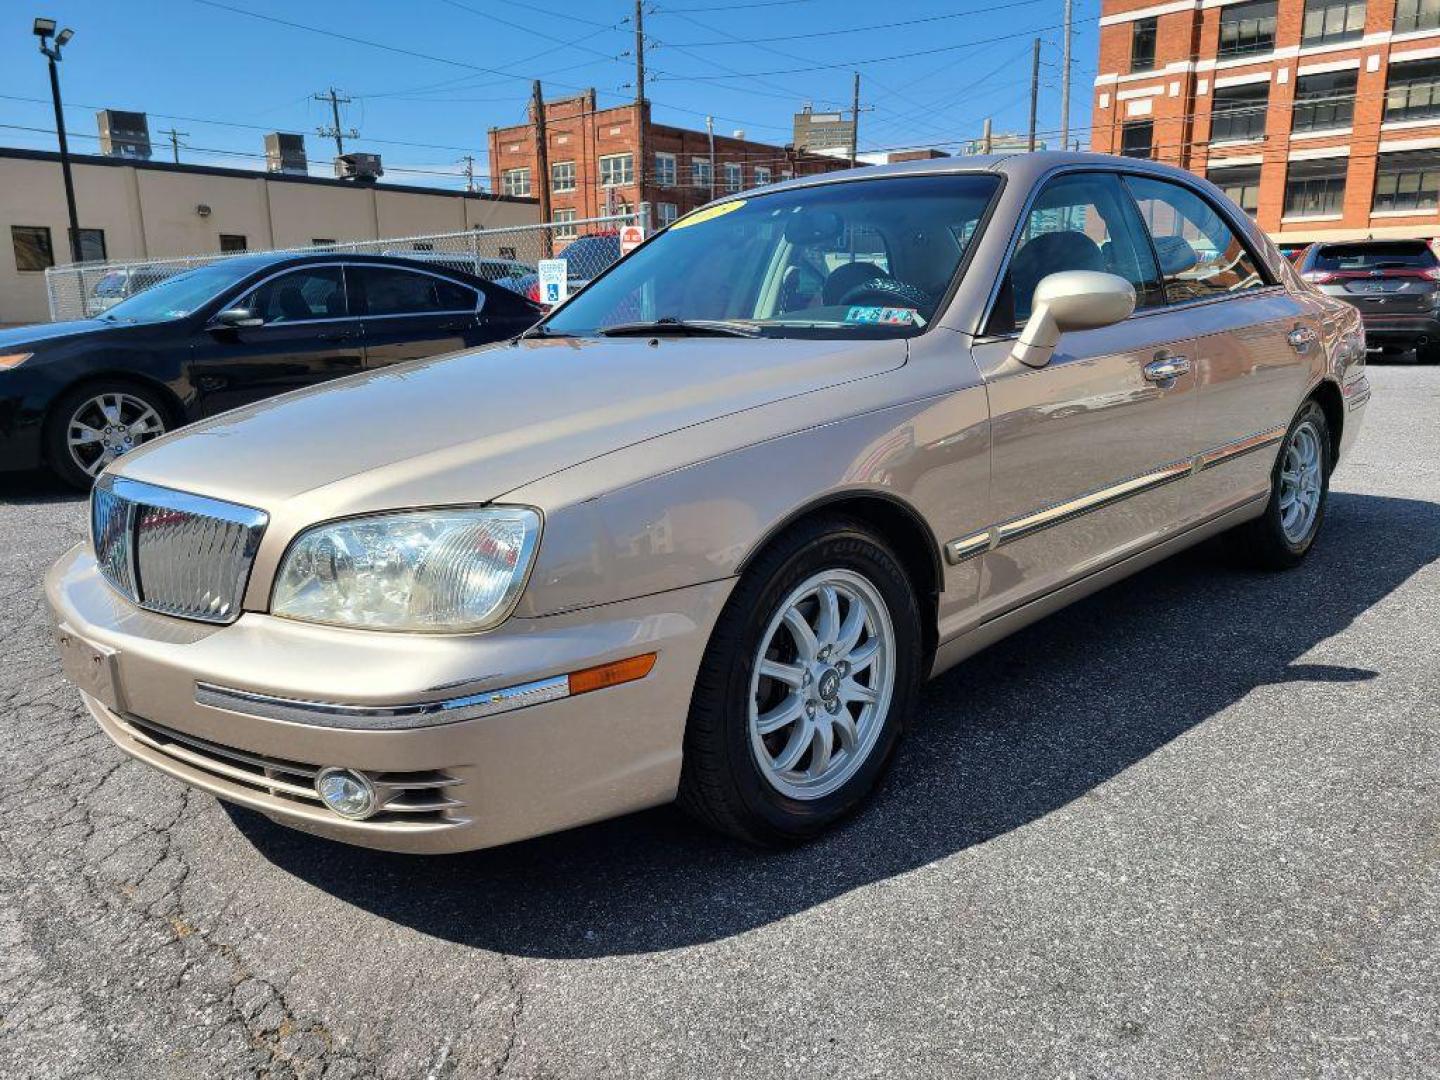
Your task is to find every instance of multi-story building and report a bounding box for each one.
[488,90,848,237]
[1092,0,1440,249]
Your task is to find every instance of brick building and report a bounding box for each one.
[487,90,849,238]
[1092,0,1440,249]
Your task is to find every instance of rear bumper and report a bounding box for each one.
[1355,313,1440,346]
[45,542,732,854]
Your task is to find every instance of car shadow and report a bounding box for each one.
[0,470,82,507]
[228,491,1439,958]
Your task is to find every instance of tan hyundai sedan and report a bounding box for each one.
[47,153,1370,853]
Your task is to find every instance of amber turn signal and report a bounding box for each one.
[568,653,657,696]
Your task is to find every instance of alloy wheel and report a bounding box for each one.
[1279,419,1323,544]
[67,392,166,478]
[748,569,896,801]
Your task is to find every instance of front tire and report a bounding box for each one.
[1230,399,1331,570]
[45,380,169,490]
[678,516,923,846]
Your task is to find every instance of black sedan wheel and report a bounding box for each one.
[46,381,169,489]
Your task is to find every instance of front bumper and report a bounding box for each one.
[46,543,732,853]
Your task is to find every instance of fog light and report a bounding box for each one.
[315,767,379,820]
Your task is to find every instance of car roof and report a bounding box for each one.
[216,250,493,280]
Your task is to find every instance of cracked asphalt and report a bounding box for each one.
[2,363,1438,1079]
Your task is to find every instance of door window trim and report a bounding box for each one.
[223,261,357,328]
[974,163,1287,341]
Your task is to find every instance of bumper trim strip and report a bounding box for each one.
[195,674,571,730]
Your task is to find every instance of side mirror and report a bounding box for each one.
[1010,270,1137,368]
[211,307,262,329]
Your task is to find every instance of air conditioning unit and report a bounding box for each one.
[334,152,383,182]
[97,109,152,160]
[265,132,307,175]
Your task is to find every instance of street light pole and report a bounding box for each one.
[36,18,82,263]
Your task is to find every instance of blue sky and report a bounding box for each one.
[1,0,1099,190]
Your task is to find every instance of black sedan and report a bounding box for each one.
[0,252,544,488]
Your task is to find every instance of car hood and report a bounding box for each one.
[114,334,906,515]
[0,319,114,349]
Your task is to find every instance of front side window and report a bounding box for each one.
[1302,0,1366,46]
[723,162,744,192]
[599,153,634,187]
[1001,172,1162,326]
[1219,0,1277,57]
[1125,175,1267,301]
[1372,150,1440,212]
[502,168,531,197]
[1293,70,1356,131]
[551,161,576,193]
[1284,158,1348,217]
[12,225,54,271]
[350,266,476,316]
[1385,57,1440,121]
[1396,0,1440,34]
[655,152,677,187]
[1131,17,1158,72]
[1207,164,1262,215]
[1121,120,1154,158]
[555,208,578,239]
[544,174,1002,339]
[245,266,347,324]
[1211,82,1270,141]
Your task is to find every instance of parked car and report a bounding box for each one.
[89,264,182,312]
[46,153,1369,855]
[499,232,622,304]
[379,249,535,289]
[0,252,543,488]
[1299,239,1440,361]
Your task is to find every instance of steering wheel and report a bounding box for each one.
[836,277,932,311]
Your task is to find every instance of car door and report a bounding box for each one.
[967,170,1204,618]
[349,264,487,369]
[189,264,363,417]
[1122,174,1317,517]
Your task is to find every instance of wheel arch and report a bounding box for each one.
[1308,378,1344,467]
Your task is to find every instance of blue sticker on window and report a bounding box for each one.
[845,306,922,326]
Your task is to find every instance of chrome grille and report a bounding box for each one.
[90,476,267,624]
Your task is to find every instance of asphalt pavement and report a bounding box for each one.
[1,364,1437,1079]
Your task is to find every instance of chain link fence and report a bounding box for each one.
[43,211,642,322]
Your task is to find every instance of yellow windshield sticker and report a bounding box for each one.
[669,200,746,230]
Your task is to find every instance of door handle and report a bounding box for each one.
[1143,354,1191,382]
[1287,326,1318,352]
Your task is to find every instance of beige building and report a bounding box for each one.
[0,147,538,325]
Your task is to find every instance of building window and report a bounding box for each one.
[1373,150,1440,212]
[311,238,337,248]
[1120,120,1154,158]
[723,161,743,192]
[70,228,106,263]
[1131,17,1158,73]
[554,208,578,238]
[502,167,531,197]
[1385,57,1440,121]
[1301,0,1366,47]
[657,202,679,226]
[655,152,677,187]
[219,234,248,253]
[754,165,772,185]
[599,153,634,187]
[1396,0,1440,34]
[1207,164,1262,215]
[1210,82,1269,142]
[692,156,712,188]
[1218,1,1277,58]
[1293,70,1357,132]
[1284,158,1347,217]
[11,225,54,271]
[551,161,576,193]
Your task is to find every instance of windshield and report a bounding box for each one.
[544,174,1002,339]
[1313,242,1438,271]
[99,261,256,323]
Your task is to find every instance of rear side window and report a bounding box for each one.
[1124,175,1268,302]
[351,266,478,316]
[1311,241,1437,271]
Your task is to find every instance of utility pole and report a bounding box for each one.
[982,117,993,155]
[314,86,357,158]
[705,114,716,201]
[159,126,188,164]
[1060,0,1073,150]
[459,154,476,193]
[634,0,646,218]
[1028,38,1041,152]
[532,79,553,256]
[849,72,861,166]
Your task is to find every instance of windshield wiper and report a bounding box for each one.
[597,317,759,338]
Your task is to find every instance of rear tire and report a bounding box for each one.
[44,380,170,491]
[677,515,922,846]
[1229,399,1331,570]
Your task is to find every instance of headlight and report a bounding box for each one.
[271,507,541,632]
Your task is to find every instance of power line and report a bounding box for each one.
[660,0,1051,46]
